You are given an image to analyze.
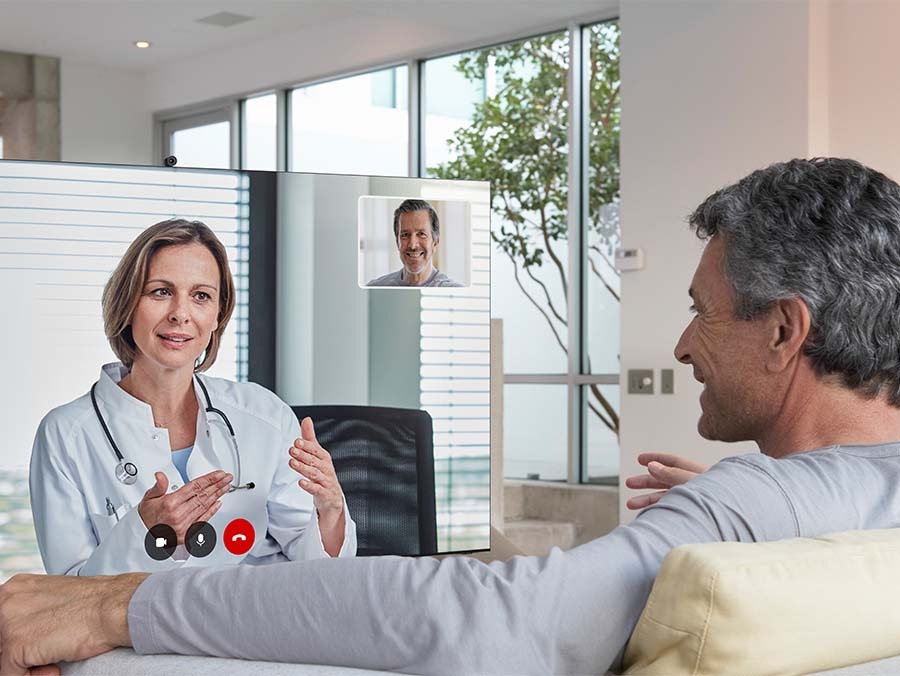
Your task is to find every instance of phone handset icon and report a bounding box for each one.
[223,518,255,555]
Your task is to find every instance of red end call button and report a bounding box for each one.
[223,518,255,555]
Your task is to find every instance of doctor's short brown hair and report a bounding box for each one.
[102,219,235,372]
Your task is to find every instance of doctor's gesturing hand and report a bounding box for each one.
[137,470,233,544]
[289,417,346,555]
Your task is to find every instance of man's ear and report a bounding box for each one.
[766,297,811,373]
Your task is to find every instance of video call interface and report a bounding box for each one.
[0,160,491,578]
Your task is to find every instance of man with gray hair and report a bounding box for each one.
[4,158,900,675]
[367,198,463,287]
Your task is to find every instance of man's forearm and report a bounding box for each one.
[125,532,660,674]
[101,573,149,648]
[123,479,754,673]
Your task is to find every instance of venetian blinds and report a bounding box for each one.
[419,185,490,551]
[0,161,249,470]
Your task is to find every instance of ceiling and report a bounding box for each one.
[0,0,611,70]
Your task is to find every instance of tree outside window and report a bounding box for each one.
[430,23,621,479]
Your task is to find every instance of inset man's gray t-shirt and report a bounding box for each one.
[129,443,900,674]
[367,268,463,287]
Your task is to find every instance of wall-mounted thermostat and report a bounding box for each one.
[614,247,645,271]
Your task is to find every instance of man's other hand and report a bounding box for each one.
[625,452,709,510]
[0,572,146,675]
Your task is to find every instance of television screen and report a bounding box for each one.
[0,159,491,578]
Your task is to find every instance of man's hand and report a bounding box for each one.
[289,417,346,556]
[0,572,146,675]
[138,470,232,544]
[625,452,709,510]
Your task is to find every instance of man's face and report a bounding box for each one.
[397,210,438,276]
[674,236,775,442]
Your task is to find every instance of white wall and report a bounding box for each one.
[828,1,900,181]
[617,0,819,523]
[60,60,151,165]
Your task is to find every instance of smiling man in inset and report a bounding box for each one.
[367,198,463,287]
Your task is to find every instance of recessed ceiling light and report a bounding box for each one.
[134,41,151,49]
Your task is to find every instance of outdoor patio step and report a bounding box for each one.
[503,518,578,557]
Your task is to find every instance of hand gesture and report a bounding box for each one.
[625,452,709,510]
[137,470,232,543]
[288,417,345,520]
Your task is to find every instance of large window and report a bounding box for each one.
[425,22,621,483]
[289,66,408,176]
[242,93,278,171]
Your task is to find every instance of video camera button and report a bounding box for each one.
[144,523,177,561]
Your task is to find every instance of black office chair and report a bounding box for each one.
[290,405,437,556]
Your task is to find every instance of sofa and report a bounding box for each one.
[622,528,900,675]
[62,528,900,675]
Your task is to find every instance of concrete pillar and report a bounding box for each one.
[0,50,60,160]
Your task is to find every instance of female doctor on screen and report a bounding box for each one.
[29,218,356,576]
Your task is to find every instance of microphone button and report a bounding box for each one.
[185,521,217,558]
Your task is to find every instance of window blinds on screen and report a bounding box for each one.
[420,186,490,552]
[0,161,249,472]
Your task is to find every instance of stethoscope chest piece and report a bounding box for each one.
[115,460,138,485]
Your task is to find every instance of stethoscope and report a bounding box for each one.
[89,376,255,492]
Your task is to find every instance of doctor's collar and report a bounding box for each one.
[95,362,166,420]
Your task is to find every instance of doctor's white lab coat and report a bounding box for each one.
[29,362,356,575]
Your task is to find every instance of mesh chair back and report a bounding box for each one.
[290,405,437,556]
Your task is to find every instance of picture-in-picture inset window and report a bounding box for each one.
[358,196,472,289]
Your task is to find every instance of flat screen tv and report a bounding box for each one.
[0,159,491,576]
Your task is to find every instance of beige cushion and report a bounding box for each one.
[622,529,900,676]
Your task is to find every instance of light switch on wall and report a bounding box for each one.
[661,369,674,394]
[628,369,654,394]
